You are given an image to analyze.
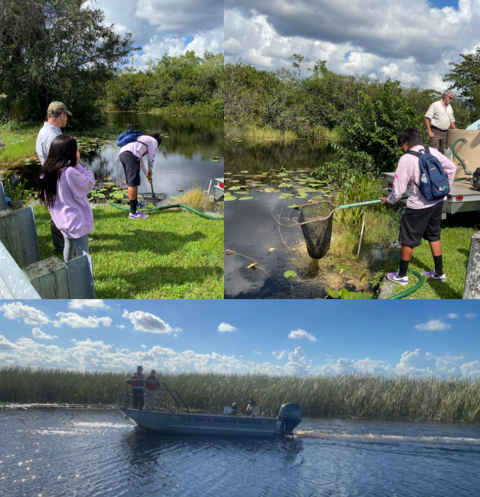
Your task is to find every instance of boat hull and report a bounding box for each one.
[120,408,282,436]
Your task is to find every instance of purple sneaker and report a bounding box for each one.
[387,271,408,286]
[422,269,446,282]
[129,211,149,219]
[137,201,146,209]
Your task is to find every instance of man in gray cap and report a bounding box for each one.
[36,102,73,252]
[424,91,457,154]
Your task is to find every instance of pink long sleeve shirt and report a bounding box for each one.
[386,145,456,210]
[119,136,158,176]
[48,164,95,239]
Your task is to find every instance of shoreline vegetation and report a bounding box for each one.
[1,367,480,423]
[224,56,480,298]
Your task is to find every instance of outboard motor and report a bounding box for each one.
[278,403,302,435]
[472,168,480,191]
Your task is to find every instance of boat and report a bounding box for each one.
[120,382,302,436]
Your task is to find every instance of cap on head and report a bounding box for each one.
[48,101,72,116]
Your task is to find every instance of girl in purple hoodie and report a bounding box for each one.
[39,135,95,262]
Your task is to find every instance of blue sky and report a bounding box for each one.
[225,0,478,91]
[1,300,479,377]
[94,0,224,69]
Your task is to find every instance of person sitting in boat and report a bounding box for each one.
[229,401,238,416]
[246,398,260,417]
[145,370,160,411]
[125,366,145,410]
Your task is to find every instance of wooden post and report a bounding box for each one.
[0,241,41,299]
[0,181,7,211]
[0,209,24,267]
[23,257,70,299]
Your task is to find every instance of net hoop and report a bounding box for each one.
[297,200,337,226]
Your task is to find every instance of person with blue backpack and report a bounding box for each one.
[380,128,456,285]
[117,130,162,219]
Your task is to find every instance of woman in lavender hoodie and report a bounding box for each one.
[39,135,95,262]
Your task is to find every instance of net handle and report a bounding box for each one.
[337,195,409,210]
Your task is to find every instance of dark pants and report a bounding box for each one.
[132,389,144,410]
[429,127,448,154]
[51,219,65,252]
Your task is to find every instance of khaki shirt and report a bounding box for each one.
[425,100,455,131]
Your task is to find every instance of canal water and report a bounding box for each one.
[18,113,224,201]
[1,409,479,496]
[224,139,345,299]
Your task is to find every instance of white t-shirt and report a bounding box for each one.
[425,100,455,131]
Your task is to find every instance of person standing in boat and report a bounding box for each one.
[118,133,162,220]
[126,366,145,410]
[144,370,160,411]
[246,398,260,417]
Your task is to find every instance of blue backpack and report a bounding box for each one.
[406,146,450,201]
[117,130,144,148]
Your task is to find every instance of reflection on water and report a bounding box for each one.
[225,140,335,299]
[1,410,480,496]
[18,113,224,200]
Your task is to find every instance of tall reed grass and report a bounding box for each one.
[1,367,480,423]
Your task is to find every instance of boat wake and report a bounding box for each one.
[294,430,480,445]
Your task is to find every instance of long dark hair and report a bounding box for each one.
[149,133,162,147]
[39,135,77,209]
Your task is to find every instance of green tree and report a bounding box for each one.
[444,47,480,121]
[0,0,138,126]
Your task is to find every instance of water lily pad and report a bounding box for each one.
[229,186,241,191]
[224,197,237,201]
[239,197,254,200]
[269,248,276,251]
[241,170,249,173]
[284,271,297,279]
[288,203,300,209]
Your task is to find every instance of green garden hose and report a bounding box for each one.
[385,248,425,299]
[109,201,223,220]
[452,138,468,174]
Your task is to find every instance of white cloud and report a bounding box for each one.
[122,310,180,334]
[466,313,477,319]
[68,300,109,310]
[288,329,317,342]
[53,313,112,328]
[224,3,480,90]
[253,350,262,355]
[272,350,287,360]
[415,320,451,331]
[460,361,480,377]
[395,349,464,376]
[218,322,237,332]
[321,357,391,375]
[0,302,50,325]
[32,328,57,340]
[116,325,126,329]
[141,344,147,348]
[447,313,459,319]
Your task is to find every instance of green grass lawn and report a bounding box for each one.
[33,204,224,299]
[0,125,41,164]
[385,212,479,299]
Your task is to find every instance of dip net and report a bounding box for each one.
[298,201,337,259]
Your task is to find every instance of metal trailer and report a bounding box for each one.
[380,173,480,219]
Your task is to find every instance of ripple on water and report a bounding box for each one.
[1,410,480,497]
